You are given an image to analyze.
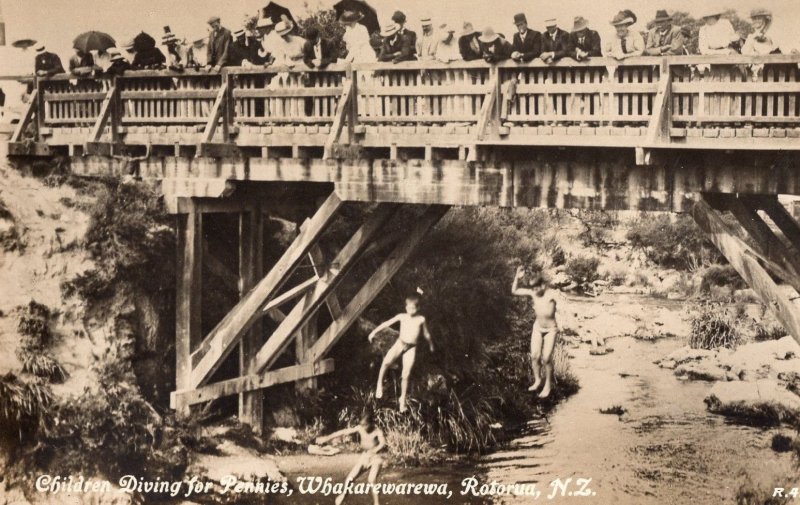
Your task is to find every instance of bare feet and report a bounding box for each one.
[399,397,407,413]
[538,385,552,398]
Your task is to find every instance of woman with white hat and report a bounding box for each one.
[435,23,460,63]
[269,19,305,67]
[698,8,740,55]
[340,10,375,63]
[603,10,644,60]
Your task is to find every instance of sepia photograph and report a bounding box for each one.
[0,0,799,503]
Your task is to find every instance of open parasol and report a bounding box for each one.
[73,31,116,53]
[334,0,379,35]
[133,31,156,52]
[261,2,295,26]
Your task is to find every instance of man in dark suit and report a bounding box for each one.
[302,27,337,68]
[378,19,416,62]
[510,13,541,62]
[540,18,571,63]
[478,27,512,63]
[459,22,483,61]
[386,10,416,62]
[568,16,601,61]
[34,44,65,76]
[206,16,232,71]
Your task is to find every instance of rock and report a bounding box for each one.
[270,427,300,444]
[655,346,717,368]
[674,361,730,381]
[705,379,800,425]
[733,288,758,303]
[720,337,800,381]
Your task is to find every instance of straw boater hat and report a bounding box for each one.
[162,32,180,45]
[35,43,46,53]
[572,16,588,32]
[275,20,293,36]
[108,47,125,61]
[420,17,432,27]
[749,8,772,19]
[339,10,363,23]
[699,8,725,19]
[478,27,500,43]
[461,22,477,37]
[610,10,636,26]
[380,22,400,37]
[544,18,558,28]
[653,10,671,22]
[122,39,136,51]
[233,28,246,39]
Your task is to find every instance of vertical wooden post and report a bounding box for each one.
[295,313,319,392]
[239,205,264,432]
[111,76,121,145]
[175,209,203,417]
[35,76,45,140]
[347,64,358,143]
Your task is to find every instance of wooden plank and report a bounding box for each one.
[174,211,202,416]
[261,276,319,313]
[171,359,335,407]
[43,91,107,101]
[760,198,800,250]
[88,84,118,142]
[238,208,263,433]
[120,90,219,100]
[253,204,399,372]
[323,78,354,159]
[671,82,800,94]
[200,81,229,143]
[310,205,449,361]
[10,89,38,142]
[672,115,800,124]
[188,193,342,389]
[693,197,800,346]
[233,88,344,98]
[644,61,671,149]
[308,245,343,319]
[515,83,658,94]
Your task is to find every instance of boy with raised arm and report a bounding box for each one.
[512,266,559,398]
[368,293,434,413]
[315,409,386,505]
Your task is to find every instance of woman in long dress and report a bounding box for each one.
[340,11,376,63]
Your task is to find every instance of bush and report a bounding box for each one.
[20,351,68,383]
[0,373,53,442]
[566,255,600,291]
[626,214,721,270]
[689,301,745,350]
[16,301,53,349]
[700,264,745,292]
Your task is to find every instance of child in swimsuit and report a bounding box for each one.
[368,293,434,412]
[512,266,559,398]
[316,409,386,505]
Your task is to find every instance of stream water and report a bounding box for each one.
[275,297,796,505]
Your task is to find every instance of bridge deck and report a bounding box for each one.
[7,55,800,211]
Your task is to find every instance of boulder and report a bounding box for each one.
[705,379,800,425]
[674,361,731,381]
[720,337,800,381]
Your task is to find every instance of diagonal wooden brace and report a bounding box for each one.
[188,192,342,389]
[254,203,400,373]
[310,205,450,362]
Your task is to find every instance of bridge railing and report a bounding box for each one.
[15,54,800,153]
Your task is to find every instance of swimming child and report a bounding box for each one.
[368,292,434,412]
[315,409,386,505]
[512,266,559,398]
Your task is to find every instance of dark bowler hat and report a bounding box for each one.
[653,10,671,22]
[513,13,527,25]
[391,11,406,24]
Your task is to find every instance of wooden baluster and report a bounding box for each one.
[789,65,798,120]
[776,66,785,119]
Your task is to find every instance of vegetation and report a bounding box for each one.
[0,198,22,252]
[566,255,600,292]
[20,352,68,383]
[626,214,721,270]
[16,301,54,349]
[689,301,745,350]
[0,373,53,442]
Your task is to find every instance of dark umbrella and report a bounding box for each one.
[133,31,156,52]
[73,31,116,52]
[261,2,295,26]
[334,0,379,35]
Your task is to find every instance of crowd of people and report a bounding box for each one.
[31,6,795,79]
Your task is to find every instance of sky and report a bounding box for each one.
[1,0,799,63]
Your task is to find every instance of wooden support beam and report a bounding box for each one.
[174,210,203,416]
[309,245,343,319]
[261,276,319,313]
[238,208,264,433]
[88,84,118,143]
[10,89,38,143]
[693,197,800,346]
[296,312,319,391]
[310,205,449,361]
[200,81,229,145]
[189,193,342,389]
[254,204,399,372]
[171,359,334,408]
[759,197,800,250]
[323,77,354,159]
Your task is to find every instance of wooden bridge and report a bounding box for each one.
[6,54,800,431]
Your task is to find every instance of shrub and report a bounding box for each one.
[20,351,68,384]
[700,264,745,292]
[566,255,600,291]
[626,214,721,270]
[16,301,53,349]
[0,373,53,441]
[689,301,745,350]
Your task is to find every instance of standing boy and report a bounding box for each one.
[368,293,433,412]
[512,266,559,398]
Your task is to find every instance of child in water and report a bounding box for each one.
[315,409,386,505]
[512,266,559,398]
[368,292,434,412]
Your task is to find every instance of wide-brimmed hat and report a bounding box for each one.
[192,36,207,47]
[121,39,136,51]
[699,8,725,19]
[339,10,363,23]
[275,20,293,36]
[391,11,406,24]
[572,16,589,31]
[478,27,500,43]
[439,23,455,41]
[381,22,400,37]
[610,10,636,26]
[544,18,558,27]
[513,13,527,25]
[207,16,221,25]
[749,8,772,19]
[256,17,274,28]
[653,10,671,22]
[461,22,477,36]
[108,47,125,61]
[233,28,246,38]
